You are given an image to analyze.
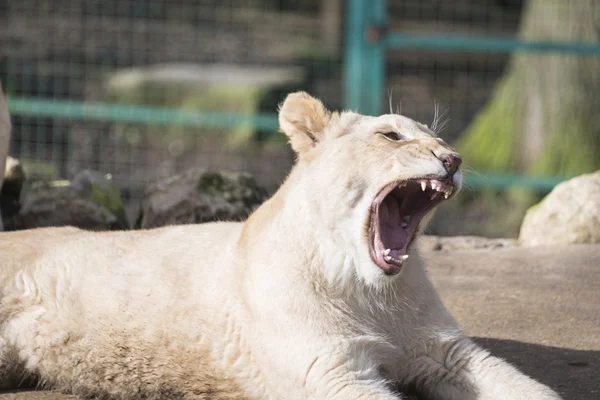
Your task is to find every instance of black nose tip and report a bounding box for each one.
[439,153,462,175]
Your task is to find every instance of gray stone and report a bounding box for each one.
[19,185,118,231]
[419,235,518,252]
[70,170,129,229]
[136,168,267,229]
[18,170,128,231]
[519,170,600,245]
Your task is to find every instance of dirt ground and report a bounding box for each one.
[1,243,598,399]
[426,244,600,400]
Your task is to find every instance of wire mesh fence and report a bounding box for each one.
[1,0,343,218]
[385,0,522,145]
[1,0,598,228]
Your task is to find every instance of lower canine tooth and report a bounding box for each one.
[431,192,440,200]
[400,255,409,261]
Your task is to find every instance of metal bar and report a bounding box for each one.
[463,173,569,191]
[343,0,368,112]
[344,0,386,115]
[6,97,280,131]
[384,33,600,55]
[6,97,571,190]
[365,0,386,116]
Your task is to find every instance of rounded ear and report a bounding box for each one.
[278,91,331,155]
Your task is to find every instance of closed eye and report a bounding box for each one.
[379,131,403,141]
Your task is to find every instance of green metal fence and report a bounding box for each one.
[344,0,600,190]
[3,0,598,192]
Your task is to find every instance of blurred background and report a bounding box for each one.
[1,0,599,236]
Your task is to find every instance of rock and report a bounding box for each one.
[70,170,129,229]
[18,170,128,231]
[519,170,600,245]
[136,168,267,229]
[419,235,518,252]
[0,157,26,231]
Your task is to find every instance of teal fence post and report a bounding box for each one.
[344,0,386,116]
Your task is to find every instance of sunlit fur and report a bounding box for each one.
[0,92,561,399]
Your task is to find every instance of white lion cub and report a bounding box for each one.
[0,92,561,399]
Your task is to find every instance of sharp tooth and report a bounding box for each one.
[384,249,391,256]
[400,255,409,261]
[421,181,426,191]
[444,193,449,199]
[431,183,437,190]
[431,192,440,200]
[398,181,406,188]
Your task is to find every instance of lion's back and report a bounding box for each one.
[0,223,248,399]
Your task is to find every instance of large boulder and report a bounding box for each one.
[136,168,267,229]
[69,170,129,229]
[519,170,600,245]
[18,170,129,231]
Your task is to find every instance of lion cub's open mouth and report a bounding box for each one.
[369,178,456,275]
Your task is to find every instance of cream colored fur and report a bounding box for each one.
[0,92,561,399]
[0,83,10,231]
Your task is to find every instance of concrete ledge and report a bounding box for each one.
[426,244,600,400]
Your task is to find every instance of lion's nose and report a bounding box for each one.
[438,153,462,175]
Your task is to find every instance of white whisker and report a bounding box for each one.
[431,100,440,132]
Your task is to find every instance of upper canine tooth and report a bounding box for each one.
[384,249,391,256]
[431,183,437,190]
[400,255,409,261]
[444,193,449,199]
[421,182,427,191]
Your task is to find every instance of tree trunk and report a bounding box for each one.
[457,0,600,176]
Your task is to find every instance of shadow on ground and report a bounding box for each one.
[1,338,597,400]
[400,338,598,400]
[474,337,599,400]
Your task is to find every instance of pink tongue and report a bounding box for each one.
[380,199,390,222]
[380,194,408,250]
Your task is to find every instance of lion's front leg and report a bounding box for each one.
[256,334,404,399]
[305,361,404,400]
[399,338,562,400]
